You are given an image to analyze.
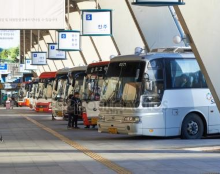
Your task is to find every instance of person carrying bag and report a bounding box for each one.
[67,92,82,129]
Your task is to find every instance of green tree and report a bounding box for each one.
[1,50,9,59]
[15,47,19,56]
[10,48,16,59]
[8,47,19,62]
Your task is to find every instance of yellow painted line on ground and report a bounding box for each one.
[23,116,131,174]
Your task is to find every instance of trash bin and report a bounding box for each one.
[6,101,10,109]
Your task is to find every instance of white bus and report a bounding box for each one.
[29,78,39,110]
[82,61,109,128]
[17,82,28,107]
[62,66,87,120]
[52,68,69,120]
[35,72,56,112]
[98,48,220,139]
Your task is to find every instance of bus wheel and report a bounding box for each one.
[181,113,204,139]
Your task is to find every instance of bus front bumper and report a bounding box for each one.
[35,103,51,112]
[35,108,52,112]
[97,121,143,135]
[52,109,63,118]
[18,102,26,106]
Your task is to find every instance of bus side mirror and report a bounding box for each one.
[58,98,63,102]
[72,79,76,87]
[145,81,153,91]
[135,69,140,80]
[55,80,58,91]
[44,83,48,88]
[55,96,63,102]
[144,73,149,81]
[144,73,153,91]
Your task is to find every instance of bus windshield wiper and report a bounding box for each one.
[113,98,127,106]
[105,81,120,104]
[105,66,124,104]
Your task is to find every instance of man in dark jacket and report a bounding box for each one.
[67,92,82,129]
[67,94,73,125]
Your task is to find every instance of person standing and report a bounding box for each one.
[67,92,82,129]
[67,94,74,127]
[3,94,7,107]
[10,97,15,109]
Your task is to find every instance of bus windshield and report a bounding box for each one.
[56,79,66,99]
[31,83,38,98]
[67,73,85,98]
[37,79,54,99]
[100,61,146,107]
[37,83,44,99]
[18,86,27,100]
[83,74,104,101]
[44,80,53,99]
[25,83,32,98]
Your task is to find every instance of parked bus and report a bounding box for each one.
[82,61,109,128]
[29,78,39,110]
[18,82,29,107]
[25,81,33,107]
[52,68,69,120]
[35,72,56,112]
[97,48,220,139]
[62,66,87,120]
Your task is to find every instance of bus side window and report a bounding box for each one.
[167,59,208,89]
[199,71,208,88]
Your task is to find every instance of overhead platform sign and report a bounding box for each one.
[82,10,112,36]
[19,64,31,73]
[0,0,65,29]
[58,30,80,51]
[48,43,66,60]
[132,0,185,6]
[0,63,8,74]
[25,59,38,70]
[31,52,47,65]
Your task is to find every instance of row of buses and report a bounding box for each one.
[18,61,109,128]
[18,48,220,139]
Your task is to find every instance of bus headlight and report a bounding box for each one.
[123,116,140,123]
[98,115,105,121]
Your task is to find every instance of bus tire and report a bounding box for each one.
[181,113,204,139]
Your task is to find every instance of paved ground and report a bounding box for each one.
[0,107,220,174]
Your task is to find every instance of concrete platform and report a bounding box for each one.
[1,108,220,174]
